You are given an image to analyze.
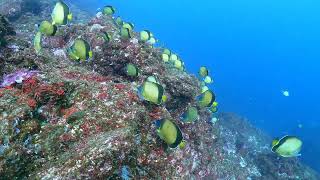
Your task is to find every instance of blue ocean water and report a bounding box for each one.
[70,0,320,172]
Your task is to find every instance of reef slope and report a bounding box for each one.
[0,1,319,179]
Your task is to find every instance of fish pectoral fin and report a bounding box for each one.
[68,51,80,61]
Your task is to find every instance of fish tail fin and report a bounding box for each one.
[180,113,187,122]
[178,140,187,149]
[68,13,73,21]
[161,95,167,103]
[88,51,93,58]
[137,86,144,101]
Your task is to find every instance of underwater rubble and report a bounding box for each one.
[0,1,319,179]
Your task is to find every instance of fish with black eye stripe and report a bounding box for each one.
[271,135,302,157]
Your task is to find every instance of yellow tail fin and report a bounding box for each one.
[162,95,167,103]
[88,51,93,58]
[178,140,186,149]
[67,13,73,21]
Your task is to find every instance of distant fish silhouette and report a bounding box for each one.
[282,90,290,97]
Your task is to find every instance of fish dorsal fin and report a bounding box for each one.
[278,135,292,143]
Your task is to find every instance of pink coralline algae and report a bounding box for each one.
[0,69,38,87]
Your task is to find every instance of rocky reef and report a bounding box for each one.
[0,0,319,179]
[0,14,15,46]
[0,0,91,23]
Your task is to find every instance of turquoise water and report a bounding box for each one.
[70,0,320,171]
